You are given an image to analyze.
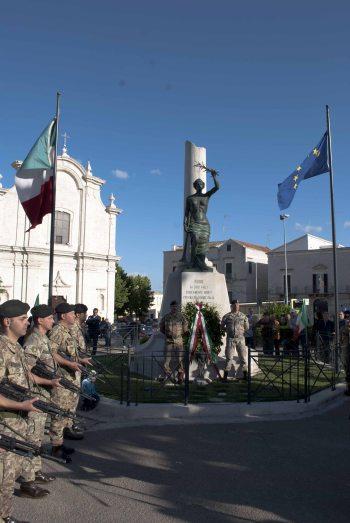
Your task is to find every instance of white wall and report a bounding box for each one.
[0,154,121,319]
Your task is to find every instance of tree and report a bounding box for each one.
[126,274,154,318]
[114,265,129,316]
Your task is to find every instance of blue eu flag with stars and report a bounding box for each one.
[277,133,329,210]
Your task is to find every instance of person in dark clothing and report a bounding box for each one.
[256,312,274,355]
[86,308,101,355]
[314,311,335,363]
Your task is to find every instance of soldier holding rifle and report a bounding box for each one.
[0,299,62,522]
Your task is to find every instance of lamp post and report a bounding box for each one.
[280,214,290,305]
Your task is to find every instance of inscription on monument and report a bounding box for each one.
[182,278,215,304]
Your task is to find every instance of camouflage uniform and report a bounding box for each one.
[0,334,34,519]
[70,321,87,355]
[340,321,350,386]
[48,323,80,443]
[21,328,55,481]
[221,311,249,378]
[160,312,188,374]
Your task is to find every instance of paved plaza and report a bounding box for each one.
[14,399,350,523]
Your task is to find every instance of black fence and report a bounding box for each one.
[94,337,344,405]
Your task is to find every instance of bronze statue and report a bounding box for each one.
[181,163,220,271]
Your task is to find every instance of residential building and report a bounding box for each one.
[163,239,269,303]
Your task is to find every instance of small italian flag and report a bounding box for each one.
[15,119,57,230]
[295,302,308,335]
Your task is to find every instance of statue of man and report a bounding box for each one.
[182,167,220,271]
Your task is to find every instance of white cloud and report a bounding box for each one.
[344,221,350,229]
[150,168,162,176]
[295,222,323,234]
[112,169,129,180]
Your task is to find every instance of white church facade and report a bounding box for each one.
[0,146,122,319]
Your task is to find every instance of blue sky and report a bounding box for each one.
[1,0,350,289]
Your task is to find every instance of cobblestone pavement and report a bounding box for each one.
[14,400,350,523]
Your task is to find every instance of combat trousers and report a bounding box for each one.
[50,379,79,444]
[21,411,47,481]
[225,337,247,378]
[164,343,184,374]
[0,416,28,519]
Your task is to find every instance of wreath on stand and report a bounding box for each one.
[182,302,224,380]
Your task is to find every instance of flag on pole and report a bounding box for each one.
[277,133,329,210]
[295,301,308,335]
[15,119,57,230]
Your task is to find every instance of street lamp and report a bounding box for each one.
[279,214,290,305]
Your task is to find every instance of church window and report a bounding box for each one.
[226,244,231,252]
[55,211,70,244]
[226,263,232,276]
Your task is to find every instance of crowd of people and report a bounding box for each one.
[0,299,101,523]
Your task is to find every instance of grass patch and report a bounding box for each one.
[95,353,343,404]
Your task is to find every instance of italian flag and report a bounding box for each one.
[15,119,57,230]
[295,302,308,336]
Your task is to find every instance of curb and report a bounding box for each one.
[82,383,348,431]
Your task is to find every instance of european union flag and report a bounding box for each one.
[277,133,329,210]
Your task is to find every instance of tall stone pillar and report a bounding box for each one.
[183,142,206,241]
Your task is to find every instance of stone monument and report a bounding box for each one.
[160,141,230,318]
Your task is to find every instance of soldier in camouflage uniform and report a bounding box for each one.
[159,301,188,383]
[48,303,91,453]
[0,300,54,522]
[22,304,59,484]
[221,300,249,381]
[70,303,88,355]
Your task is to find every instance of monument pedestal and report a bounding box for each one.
[160,267,231,318]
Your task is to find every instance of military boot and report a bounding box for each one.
[222,371,229,383]
[51,445,72,463]
[35,471,56,483]
[344,383,350,396]
[63,427,84,440]
[19,482,49,498]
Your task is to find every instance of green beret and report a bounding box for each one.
[0,299,30,318]
[55,303,75,314]
[74,303,88,313]
[31,304,53,318]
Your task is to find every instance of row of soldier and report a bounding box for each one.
[0,299,95,523]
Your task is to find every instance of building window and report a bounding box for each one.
[227,244,231,252]
[226,263,232,276]
[172,266,176,272]
[55,211,70,244]
[283,275,291,296]
[313,273,328,294]
[248,262,253,274]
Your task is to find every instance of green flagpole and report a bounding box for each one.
[326,105,339,370]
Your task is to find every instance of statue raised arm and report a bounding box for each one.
[181,164,220,271]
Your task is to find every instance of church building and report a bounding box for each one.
[0,144,122,319]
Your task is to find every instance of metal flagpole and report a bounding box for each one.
[326,105,339,369]
[48,92,61,306]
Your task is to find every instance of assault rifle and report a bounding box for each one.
[0,433,66,464]
[57,350,106,383]
[77,350,114,376]
[0,380,77,420]
[31,361,96,402]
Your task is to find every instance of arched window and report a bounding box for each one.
[55,211,70,244]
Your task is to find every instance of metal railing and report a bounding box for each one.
[93,338,344,405]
